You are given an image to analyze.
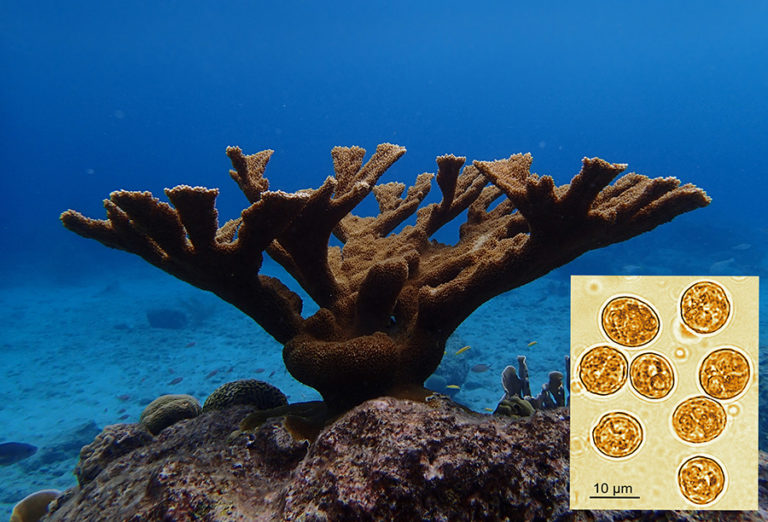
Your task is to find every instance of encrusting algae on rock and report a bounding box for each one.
[61,143,710,411]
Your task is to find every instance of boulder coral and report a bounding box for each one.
[202,379,288,412]
[139,394,202,435]
[61,143,710,410]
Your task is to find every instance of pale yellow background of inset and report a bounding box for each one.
[570,276,759,510]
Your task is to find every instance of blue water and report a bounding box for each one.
[1,1,766,517]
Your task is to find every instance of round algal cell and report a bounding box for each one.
[591,411,644,459]
[630,351,675,400]
[680,281,730,335]
[678,455,726,505]
[671,396,727,444]
[699,347,751,400]
[601,296,660,347]
[578,345,628,396]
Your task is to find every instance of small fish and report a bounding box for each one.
[710,258,735,273]
[254,368,265,374]
[205,369,219,379]
[185,341,196,348]
[116,394,131,402]
[454,345,471,355]
[446,384,461,390]
[471,363,491,373]
[0,442,37,466]
[483,407,494,412]
[169,377,183,385]
[527,341,537,347]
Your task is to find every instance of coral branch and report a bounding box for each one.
[417,159,488,237]
[165,186,219,250]
[61,184,305,344]
[355,258,409,334]
[271,144,406,308]
[60,209,123,251]
[226,147,272,203]
[337,172,433,241]
[436,154,463,210]
[415,155,711,334]
[331,146,366,195]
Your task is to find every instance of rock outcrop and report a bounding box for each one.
[44,397,767,521]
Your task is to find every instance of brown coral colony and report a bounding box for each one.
[61,143,710,410]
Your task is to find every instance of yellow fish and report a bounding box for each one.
[527,341,537,347]
[446,384,461,389]
[455,345,471,355]
[483,407,494,412]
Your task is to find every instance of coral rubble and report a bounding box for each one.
[61,144,710,410]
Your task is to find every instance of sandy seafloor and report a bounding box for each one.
[0,240,765,519]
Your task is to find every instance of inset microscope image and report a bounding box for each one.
[571,276,758,510]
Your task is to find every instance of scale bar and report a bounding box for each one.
[589,496,640,499]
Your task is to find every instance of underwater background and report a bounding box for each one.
[1,1,766,517]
